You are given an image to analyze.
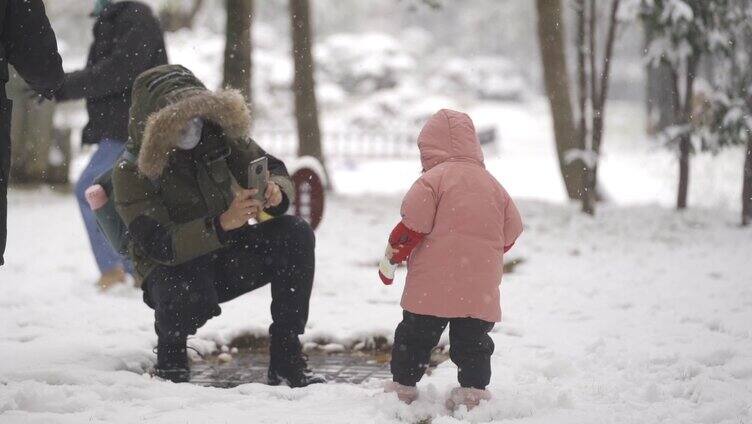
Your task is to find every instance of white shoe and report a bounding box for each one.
[445,387,492,411]
[383,381,418,404]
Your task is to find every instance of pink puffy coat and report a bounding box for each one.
[400,109,523,323]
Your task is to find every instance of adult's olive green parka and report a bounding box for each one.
[112,65,294,282]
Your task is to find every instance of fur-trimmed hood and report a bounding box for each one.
[137,89,250,178]
[127,65,251,179]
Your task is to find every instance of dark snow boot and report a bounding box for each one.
[268,335,325,388]
[154,342,190,383]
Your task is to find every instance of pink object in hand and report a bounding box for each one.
[84,185,109,211]
[398,109,523,323]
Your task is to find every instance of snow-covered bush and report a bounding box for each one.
[640,0,730,152]
[693,3,752,153]
[640,0,752,217]
[638,0,746,209]
[316,32,417,95]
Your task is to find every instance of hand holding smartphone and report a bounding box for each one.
[247,157,268,202]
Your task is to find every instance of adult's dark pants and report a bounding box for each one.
[0,98,12,266]
[391,310,495,390]
[143,215,315,350]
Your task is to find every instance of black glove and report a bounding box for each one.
[22,86,56,104]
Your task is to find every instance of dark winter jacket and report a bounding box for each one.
[55,1,167,146]
[112,65,295,281]
[1,0,64,265]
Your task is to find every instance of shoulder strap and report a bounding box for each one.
[121,149,160,190]
[122,149,138,164]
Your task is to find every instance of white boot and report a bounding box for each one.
[445,387,492,411]
[383,381,418,404]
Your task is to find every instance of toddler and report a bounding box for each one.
[379,109,523,410]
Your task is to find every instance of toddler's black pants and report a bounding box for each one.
[391,310,495,390]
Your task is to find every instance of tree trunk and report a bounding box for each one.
[742,137,752,226]
[160,0,205,32]
[575,0,588,154]
[7,68,67,185]
[592,0,619,160]
[577,0,594,214]
[289,0,324,165]
[583,0,620,215]
[646,63,675,135]
[223,0,253,103]
[535,0,584,200]
[676,134,690,209]
[676,56,697,210]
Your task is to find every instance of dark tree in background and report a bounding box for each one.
[289,0,325,169]
[223,0,253,103]
[7,69,69,185]
[574,0,621,215]
[738,14,752,226]
[639,1,714,210]
[644,32,675,135]
[693,3,752,226]
[159,0,205,32]
[744,139,752,225]
[641,0,752,222]
[535,0,585,201]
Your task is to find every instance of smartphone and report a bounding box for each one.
[248,157,268,202]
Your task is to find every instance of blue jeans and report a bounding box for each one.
[75,139,132,274]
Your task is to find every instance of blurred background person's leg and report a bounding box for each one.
[74,138,132,288]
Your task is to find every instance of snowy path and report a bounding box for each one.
[1,189,750,423]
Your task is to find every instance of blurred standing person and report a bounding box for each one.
[54,0,167,288]
[1,0,64,266]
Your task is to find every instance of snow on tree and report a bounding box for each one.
[690,2,752,225]
[639,0,734,210]
[640,0,752,221]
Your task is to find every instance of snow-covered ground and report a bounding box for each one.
[2,189,751,423]
[2,101,751,423]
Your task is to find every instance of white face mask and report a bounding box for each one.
[176,117,204,150]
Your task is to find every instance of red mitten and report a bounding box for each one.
[388,222,424,263]
[378,222,425,286]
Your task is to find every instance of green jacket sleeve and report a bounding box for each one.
[112,160,226,266]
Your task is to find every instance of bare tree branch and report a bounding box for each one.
[591,0,620,158]
[597,0,620,112]
[588,0,598,110]
[575,0,589,150]
[582,0,621,214]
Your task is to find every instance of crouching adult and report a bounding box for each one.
[112,64,323,386]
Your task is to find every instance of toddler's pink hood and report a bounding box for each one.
[418,109,485,171]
